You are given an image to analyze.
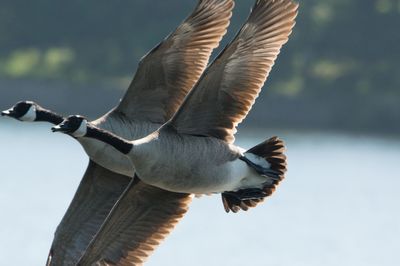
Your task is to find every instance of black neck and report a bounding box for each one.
[35,108,64,125]
[86,126,133,154]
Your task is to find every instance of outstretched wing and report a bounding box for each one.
[169,0,298,143]
[46,161,131,265]
[77,178,192,266]
[115,0,234,123]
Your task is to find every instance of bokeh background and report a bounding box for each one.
[0,0,399,265]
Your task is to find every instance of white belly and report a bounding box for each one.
[79,138,135,177]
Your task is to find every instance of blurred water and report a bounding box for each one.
[0,120,399,266]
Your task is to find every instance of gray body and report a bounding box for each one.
[131,127,266,194]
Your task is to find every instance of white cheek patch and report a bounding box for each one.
[72,119,88,138]
[20,106,37,122]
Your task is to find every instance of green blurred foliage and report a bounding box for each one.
[0,0,399,101]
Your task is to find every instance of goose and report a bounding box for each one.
[1,0,233,264]
[53,0,298,264]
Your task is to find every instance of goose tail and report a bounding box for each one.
[222,136,287,213]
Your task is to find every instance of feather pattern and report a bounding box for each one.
[46,161,130,265]
[169,0,298,143]
[116,0,234,123]
[77,178,191,266]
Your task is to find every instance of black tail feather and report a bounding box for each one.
[222,136,287,213]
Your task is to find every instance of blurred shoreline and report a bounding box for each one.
[1,79,399,137]
[1,0,399,138]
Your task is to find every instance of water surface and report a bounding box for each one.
[0,120,399,265]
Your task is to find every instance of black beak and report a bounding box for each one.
[51,122,69,133]
[1,109,15,117]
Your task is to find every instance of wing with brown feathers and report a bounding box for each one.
[46,161,131,265]
[169,0,298,143]
[77,178,192,266]
[115,0,234,123]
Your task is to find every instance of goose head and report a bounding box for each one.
[52,115,88,138]
[2,101,39,122]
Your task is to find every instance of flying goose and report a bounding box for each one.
[53,0,298,264]
[1,0,233,264]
